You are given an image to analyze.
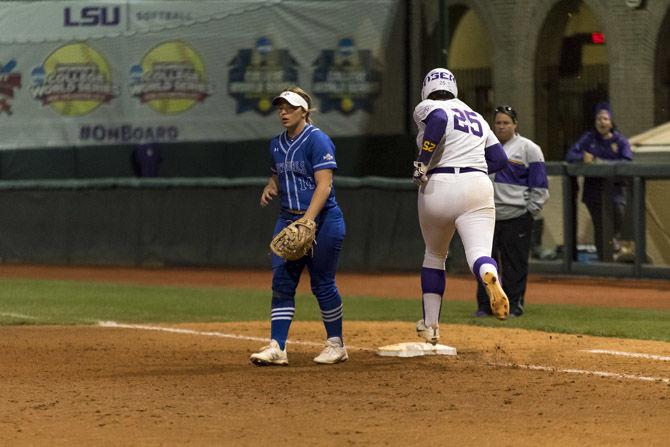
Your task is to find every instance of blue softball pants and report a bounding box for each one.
[270,206,346,350]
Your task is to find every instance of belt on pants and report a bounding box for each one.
[427,167,485,175]
[284,209,306,215]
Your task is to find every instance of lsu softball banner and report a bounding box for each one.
[0,0,405,150]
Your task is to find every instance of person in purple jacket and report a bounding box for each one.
[565,102,633,261]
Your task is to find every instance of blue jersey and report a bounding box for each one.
[269,124,339,211]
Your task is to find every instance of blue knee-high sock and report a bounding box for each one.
[315,290,343,342]
[271,296,295,350]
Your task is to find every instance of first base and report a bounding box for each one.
[376,342,457,357]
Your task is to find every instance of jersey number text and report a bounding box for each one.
[451,108,483,137]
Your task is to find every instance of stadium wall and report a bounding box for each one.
[2,163,668,278]
[0,177,433,272]
[0,136,416,180]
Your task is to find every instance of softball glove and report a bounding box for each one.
[270,217,317,261]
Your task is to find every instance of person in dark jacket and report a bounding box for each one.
[132,142,162,177]
[565,102,633,261]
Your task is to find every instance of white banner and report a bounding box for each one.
[0,0,405,149]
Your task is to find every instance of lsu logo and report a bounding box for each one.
[422,140,436,153]
[611,142,619,153]
[423,70,454,86]
[64,6,121,27]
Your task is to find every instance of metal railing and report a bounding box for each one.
[536,162,670,279]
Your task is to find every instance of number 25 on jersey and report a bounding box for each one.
[451,108,483,137]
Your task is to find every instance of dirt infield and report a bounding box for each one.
[1,265,669,446]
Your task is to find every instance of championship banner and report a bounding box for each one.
[0,0,405,150]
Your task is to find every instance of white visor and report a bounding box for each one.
[272,91,309,110]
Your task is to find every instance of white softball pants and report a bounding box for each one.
[418,171,495,273]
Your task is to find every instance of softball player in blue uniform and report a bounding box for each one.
[250,87,347,366]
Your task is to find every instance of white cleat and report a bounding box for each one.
[416,319,440,345]
[313,339,349,364]
[483,272,510,320]
[250,339,288,366]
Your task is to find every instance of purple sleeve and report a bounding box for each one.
[528,161,549,188]
[485,142,507,173]
[618,135,633,161]
[416,109,448,164]
[566,132,591,162]
[422,109,448,143]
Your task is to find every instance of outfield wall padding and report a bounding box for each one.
[0,136,416,180]
[0,177,445,272]
[3,164,668,278]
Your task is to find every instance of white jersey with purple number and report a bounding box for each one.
[412,98,498,278]
[413,98,499,173]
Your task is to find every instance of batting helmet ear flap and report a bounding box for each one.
[421,68,458,101]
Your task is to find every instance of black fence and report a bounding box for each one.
[0,162,668,279]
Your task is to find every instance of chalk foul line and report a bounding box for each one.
[97,321,374,351]
[493,362,670,384]
[0,311,38,320]
[99,321,668,383]
[582,349,670,362]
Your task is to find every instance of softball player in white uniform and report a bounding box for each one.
[412,68,510,344]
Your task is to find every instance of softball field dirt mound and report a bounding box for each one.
[0,322,668,446]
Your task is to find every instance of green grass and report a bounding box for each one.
[1,278,669,342]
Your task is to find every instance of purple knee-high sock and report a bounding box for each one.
[421,267,445,326]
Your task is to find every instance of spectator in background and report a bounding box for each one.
[132,141,162,177]
[475,105,549,318]
[565,102,633,261]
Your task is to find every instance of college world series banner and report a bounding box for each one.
[0,0,405,150]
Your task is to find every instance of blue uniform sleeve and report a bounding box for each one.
[269,138,278,174]
[310,131,338,172]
